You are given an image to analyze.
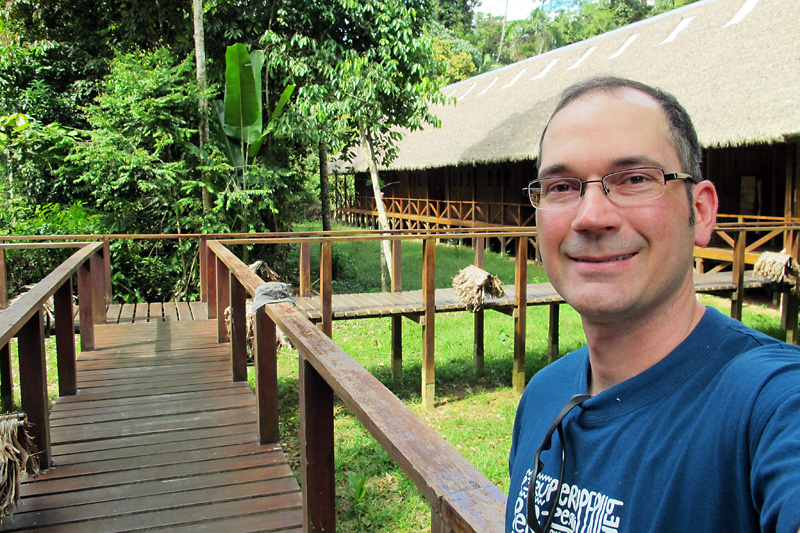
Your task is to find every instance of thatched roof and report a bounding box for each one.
[343,0,800,173]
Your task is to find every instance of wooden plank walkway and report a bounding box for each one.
[292,271,773,321]
[1,318,302,532]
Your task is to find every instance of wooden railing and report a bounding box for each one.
[210,227,538,401]
[692,218,800,337]
[0,242,106,467]
[339,195,536,230]
[205,235,508,532]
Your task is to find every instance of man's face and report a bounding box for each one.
[536,89,708,325]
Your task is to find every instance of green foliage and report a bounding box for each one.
[0,39,99,126]
[347,471,368,502]
[0,200,99,298]
[67,48,204,234]
[0,112,81,206]
[429,21,479,84]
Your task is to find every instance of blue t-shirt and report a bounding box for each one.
[507,307,800,533]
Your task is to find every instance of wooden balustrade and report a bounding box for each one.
[204,238,506,531]
[0,242,105,467]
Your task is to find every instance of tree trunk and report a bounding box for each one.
[192,0,212,211]
[496,0,509,64]
[319,141,332,232]
[358,123,392,283]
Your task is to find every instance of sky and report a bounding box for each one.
[474,0,542,21]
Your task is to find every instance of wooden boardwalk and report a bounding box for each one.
[1,317,302,532]
[293,271,772,321]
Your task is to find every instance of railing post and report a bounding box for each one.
[77,261,95,351]
[513,235,528,393]
[90,247,105,324]
[102,236,111,305]
[391,239,403,381]
[548,303,560,363]
[299,242,311,297]
[731,228,746,321]
[421,238,436,409]
[199,236,208,302]
[253,307,279,443]
[229,273,248,382]
[783,230,799,344]
[54,279,77,396]
[216,258,230,343]
[299,354,335,532]
[207,245,217,319]
[18,308,52,467]
[0,344,11,412]
[473,236,486,376]
[320,241,333,337]
[0,238,6,309]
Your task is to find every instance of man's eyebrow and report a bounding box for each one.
[538,163,571,177]
[609,156,661,168]
[539,156,665,178]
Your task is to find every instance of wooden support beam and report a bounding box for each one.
[90,249,105,324]
[253,307,279,443]
[54,279,77,396]
[18,309,51,467]
[77,261,95,352]
[299,354,335,532]
[421,238,436,409]
[199,236,207,302]
[299,242,311,297]
[216,258,230,343]
[391,316,403,381]
[513,236,527,394]
[391,240,403,381]
[229,273,247,382]
[320,241,333,337]
[473,236,486,376]
[102,236,112,305]
[0,343,11,412]
[731,229,746,321]
[0,239,6,309]
[207,247,217,319]
[547,303,560,363]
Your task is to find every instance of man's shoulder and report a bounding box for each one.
[520,346,589,403]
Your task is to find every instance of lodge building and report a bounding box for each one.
[336,0,800,239]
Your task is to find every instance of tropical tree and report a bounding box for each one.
[264,0,448,279]
[202,43,296,241]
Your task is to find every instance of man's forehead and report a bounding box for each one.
[540,87,675,170]
[550,87,665,125]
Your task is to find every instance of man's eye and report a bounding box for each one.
[617,172,657,186]
[545,180,579,194]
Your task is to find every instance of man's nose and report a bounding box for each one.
[571,181,620,230]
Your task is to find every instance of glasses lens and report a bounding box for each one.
[529,178,582,209]
[603,168,665,205]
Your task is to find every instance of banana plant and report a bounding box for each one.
[209,43,295,169]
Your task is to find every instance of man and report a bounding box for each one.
[507,77,800,533]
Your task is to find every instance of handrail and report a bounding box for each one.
[0,242,106,467]
[205,238,505,532]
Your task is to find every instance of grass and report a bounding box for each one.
[5,335,65,411]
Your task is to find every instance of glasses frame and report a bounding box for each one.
[527,393,591,533]
[524,167,698,210]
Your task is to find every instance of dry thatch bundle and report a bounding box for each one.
[0,414,40,518]
[452,265,505,312]
[754,251,798,284]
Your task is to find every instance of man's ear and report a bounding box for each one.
[693,180,718,247]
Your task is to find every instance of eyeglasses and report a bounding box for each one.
[524,167,698,210]
[527,393,591,533]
